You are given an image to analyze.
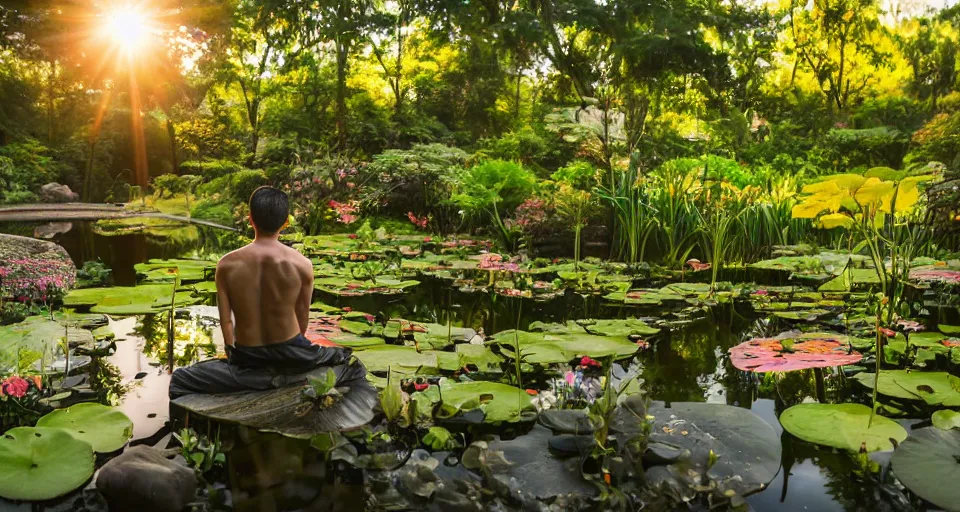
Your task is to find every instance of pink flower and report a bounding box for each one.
[348,234,358,239]
[2,376,29,398]
[879,328,896,338]
[564,371,576,386]
[423,237,432,243]
[753,290,769,296]
[407,212,429,229]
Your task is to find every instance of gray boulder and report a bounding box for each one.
[96,445,197,512]
[39,182,79,203]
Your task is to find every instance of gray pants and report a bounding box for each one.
[169,334,354,398]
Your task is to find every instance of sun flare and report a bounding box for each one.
[101,6,152,54]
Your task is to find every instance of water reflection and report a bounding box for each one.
[136,312,220,372]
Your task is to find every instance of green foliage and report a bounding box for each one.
[179,160,248,181]
[197,169,267,203]
[820,127,910,170]
[0,139,61,203]
[452,159,536,248]
[76,260,112,288]
[174,428,226,475]
[190,198,235,226]
[909,110,960,168]
[551,161,598,190]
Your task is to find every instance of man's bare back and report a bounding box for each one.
[216,239,314,347]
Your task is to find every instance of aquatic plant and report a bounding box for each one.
[554,183,600,270]
[791,169,935,323]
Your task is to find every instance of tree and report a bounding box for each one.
[785,0,888,112]
[899,16,959,110]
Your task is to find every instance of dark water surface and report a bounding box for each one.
[1,221,935,511]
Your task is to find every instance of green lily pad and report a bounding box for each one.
[413,323,477,350]
[135,258,215,282]
[456,344,504,372]
[779,403,907,452]
[854,370,960,406]
[939,325,960,335]
[932,410,960,430]
[891,427,960,511]
[352,345,440,374]
[63,284,201,315]
[0,426,95,501]
[578,319,659,337]
[36,403,133,453]
[428,380,536,425]
[489,330,638,364]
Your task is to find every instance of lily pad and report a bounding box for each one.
[429,380,537,425]
[577,318,660,337]
[0,426,95,501]
[63,284,201,315]
[854,370,960,406]
[456,344,503,372]
[779,403,907,452]
[890,427,960,511]
[932,410,960,430]
[489,330,639,364]
[729,333,862,372]
[172,359,377,438]
[352,345,440,374]
[135,258,215,282]
[645,402,781,495]
[36,403,133,453]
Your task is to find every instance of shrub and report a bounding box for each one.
[190,198,235,226]
[76,260,112,288]
[197,169,268,203]
[364,144,469,231]
[551,161,599,190]
[475,126,572,175]
[0,139,62,203]
[851,96,927,133]
[452,159,537,248]
[179,160,248,181]
[818,127,910,170]
[908,111,960,168]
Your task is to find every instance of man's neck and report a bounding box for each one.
[253,232,281,244]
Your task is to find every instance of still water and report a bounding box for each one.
[2,221,936,511]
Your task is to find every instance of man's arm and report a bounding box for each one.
[215,262,235,347]
[296,259,314,335]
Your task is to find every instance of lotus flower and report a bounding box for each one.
[2,376,29,398]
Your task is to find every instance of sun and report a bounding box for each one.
[100,6,154,54]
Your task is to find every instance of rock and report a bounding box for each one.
[538,409,594,435]
[96,445,197,512]
[39,183,79,203]
[0,233,73,263]
[32,222,73,239]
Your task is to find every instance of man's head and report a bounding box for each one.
[248,186,289,235]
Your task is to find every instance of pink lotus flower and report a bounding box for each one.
[2,376,29,398]
[879,328,896,338]
[423,237,432,243]
[753,290,769,296]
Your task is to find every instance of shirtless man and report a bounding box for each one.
[169,186,352,397]
[215,186,313,348]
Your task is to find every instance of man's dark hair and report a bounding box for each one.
[249,186,289,234]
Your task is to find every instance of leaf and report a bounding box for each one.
[36,403,133,453]
[381,371,405,425]
[817,213,854,229]
[890,427,960,511]
[422,426,460,450]
[779,403,907,452]
[932,410,960,430]
[0,427,95,501]
[853,177,895,208]
[728,333,862,372]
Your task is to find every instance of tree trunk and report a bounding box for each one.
[166,118,179,176]
[336,41,349,152]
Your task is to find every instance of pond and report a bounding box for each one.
[0,220,953,511]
